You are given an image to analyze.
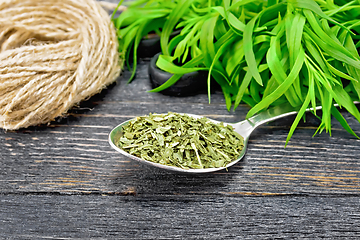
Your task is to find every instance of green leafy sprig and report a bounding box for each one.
[112,0,360,144]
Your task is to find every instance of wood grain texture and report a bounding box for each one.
[1,60,359,196]
[1,195,360,239]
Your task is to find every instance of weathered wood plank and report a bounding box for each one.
[1,195,360,239]
[1,60,360,196]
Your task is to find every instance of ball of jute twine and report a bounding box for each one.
[0,0,124,130]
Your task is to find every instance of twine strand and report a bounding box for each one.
[0,0,122,130]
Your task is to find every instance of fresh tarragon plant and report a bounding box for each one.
[112,0,360,144]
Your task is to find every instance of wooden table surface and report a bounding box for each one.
[2,2,360,239]
[1,57,360,239]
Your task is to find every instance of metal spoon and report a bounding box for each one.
[108,103,325,173]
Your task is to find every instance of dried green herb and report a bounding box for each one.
[117,112,244,169]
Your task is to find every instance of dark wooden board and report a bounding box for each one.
[1,195,360,239]
[1,60,360,197]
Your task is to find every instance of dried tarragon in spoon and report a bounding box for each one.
[117,112,244,169]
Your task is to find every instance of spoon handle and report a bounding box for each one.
[234,103,322,138]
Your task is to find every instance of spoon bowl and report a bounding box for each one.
[109,103,324,173]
